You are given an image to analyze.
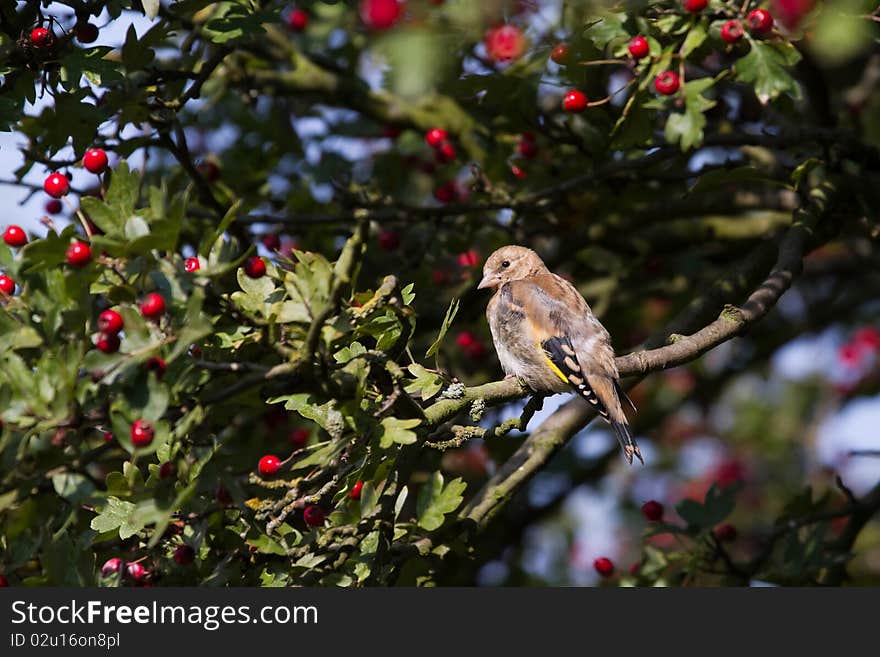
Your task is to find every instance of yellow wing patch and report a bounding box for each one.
[538,342,571,384]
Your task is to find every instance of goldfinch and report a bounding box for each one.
[478,246,641,464]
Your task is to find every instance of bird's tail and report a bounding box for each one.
[610,419,643,465]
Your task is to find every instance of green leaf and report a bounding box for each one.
[674,483,740,532]
[426,298,459,359]
[416,473,466,531]
[689,166,787,195]
[90,497,144,539]
[735,40,802,104]
[664,78,716,151]
[379,417,421,448]
[404,363,445,401]
[680,24,707,58]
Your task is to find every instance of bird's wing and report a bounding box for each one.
[508,276,642,464]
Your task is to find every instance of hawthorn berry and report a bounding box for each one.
[261,233,281,251]
[433,181,457,203]
[287,8,309,32]
[721,20,744,43]
[101,558,123,577]
[628,35,650,59]
[425,128,448,148]
[284,429,308,449]
[131,420,155,447]
[30,27,55,48]
[510,164,526,179]
[641,500,664,522]
[654,71,680,95]
[95,332,120,354]
[360,0,402,30]
[146,357,166,378]
[83,148,108,174]
[0,275,12,296]
[43,172,70,198]
[303,505,326,527]
[173,545,195,566]
[244,256,267,278]
[484,24,526,62]
[98,309,124,334]
[158,461,176,479]
[349,480,364,500]
[457,250,479,268]
[258,454,282,476]
[184,256,200,273]
[682,0,708,12]
[853,327,880,351]
[140,292,166,318]
[434,141,457,163]
[3,225,27,247]
[65,241,92,267]
[126,562,147,582]
[518,134,538,158]
[562,90,589,113]
[45,199,63,214]
[550,43,570,65]
[103,431,114,443]
[378,229,400,252]
[714,524,738,542]
[74,22,99,43]
[594,557,615,577]
[746,8,774,34]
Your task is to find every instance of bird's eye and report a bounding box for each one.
[501,260,510,268]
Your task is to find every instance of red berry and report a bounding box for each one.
[360,0,403,30]
[66,241,92,267]
[173,545,195,565]
[131,420,155,447]
[303,505,326,527]
[456,331,477,349]
[772,0,814,30]
[562,90,589,113]
[720,20,744,43]
[377,229,400,252]
[434,140,457,163]
[83,148,108,174]
[258,454,282,476]
[641,500,664,522]
[0,274,14,295]
[140,292,166,318]
[95,332,120,354]
[628,35,650,59]
[244,256,267,278]
[45,199,63,214]
[654,71,680,95]
[0,574,8,587]
[457,250,479,268]
[103,431,114,443]
[289,428,310,447]
[74,22,99,43]
[98,309,124,334]
[287,8,309,32]
[714,523,738,542]
[433,181,457,203]
[146,356,166,378]
[510,164,527,179]
[550,43,570,65]
[215,485,233,506]
[629,562,642,576]
[158,461,176,479]
[682,0,708,12]
[746,8,774,34]
[594,557,615,577]
[125,562,147,581]
[484,24,526,62]
[30,27,55,48]
[349,480,364,500]
[425,128,448,147]
[197,161,220,182]
[853,327,880,351]
[101,558,123,577]
[3,225,27,247]
[518,136,538,158]
[43,172,69,198]
[184,256,200,273]
[261,233,281,251]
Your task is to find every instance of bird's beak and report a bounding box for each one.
[477,273,496,290]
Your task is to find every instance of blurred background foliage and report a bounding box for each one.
[0,0,879,587]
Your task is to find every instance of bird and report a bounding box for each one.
[477,245,641,464]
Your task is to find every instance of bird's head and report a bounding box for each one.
[477,245,546,290]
